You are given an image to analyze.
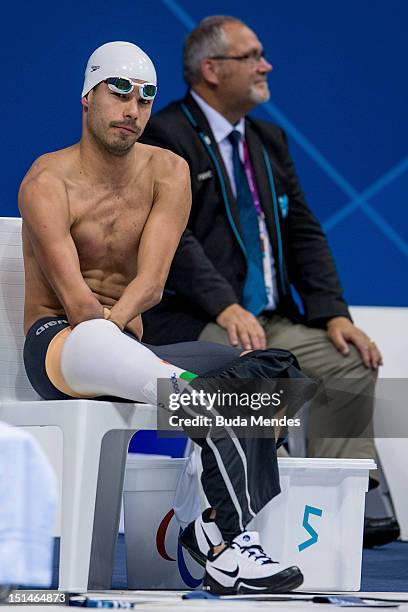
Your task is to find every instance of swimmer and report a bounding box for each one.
[20,42,197,402]
[19,41,307,594]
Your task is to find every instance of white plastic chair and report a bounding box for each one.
[350,306,408,540]
[0,216,157,591]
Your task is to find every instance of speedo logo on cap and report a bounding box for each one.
[90,65,100,72]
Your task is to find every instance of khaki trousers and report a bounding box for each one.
[199,313,378,480]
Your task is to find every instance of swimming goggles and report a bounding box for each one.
[105,77,157,100]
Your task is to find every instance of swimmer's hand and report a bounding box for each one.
[103,308,143,340]
[103,307,124,332]
[69,302,105,328]
[126,315,143,341]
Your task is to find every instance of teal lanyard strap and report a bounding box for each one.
[261,145,287,296]
[181,103,288,296]
[181,103,247,260]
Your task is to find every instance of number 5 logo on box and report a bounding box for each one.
[298,505,323,551]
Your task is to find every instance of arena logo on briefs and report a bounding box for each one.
[156,509,203,588]
[36,320,68,335]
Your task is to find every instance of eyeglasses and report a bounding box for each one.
[105,77,157,100]
[208,50,269,65]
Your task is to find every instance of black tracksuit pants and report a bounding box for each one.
[24,317,311,541]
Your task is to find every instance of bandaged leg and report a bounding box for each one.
[46,319,197,403]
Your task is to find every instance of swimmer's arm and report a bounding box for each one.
[109,154,191,329]
[19,172,104,327]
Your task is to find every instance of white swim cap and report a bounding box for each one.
[82,41,157,98]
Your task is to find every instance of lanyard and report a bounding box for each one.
[242,140,263,217]
[180,102,287,295]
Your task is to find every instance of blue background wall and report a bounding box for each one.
[2,0,407,307]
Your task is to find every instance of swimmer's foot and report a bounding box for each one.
[203,531,304,595]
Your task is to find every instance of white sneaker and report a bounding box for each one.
[203,531,303,595]
[179,508,223,567]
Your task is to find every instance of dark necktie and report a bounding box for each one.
[228,129,267,315]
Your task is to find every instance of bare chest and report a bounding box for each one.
[69,183,153,271]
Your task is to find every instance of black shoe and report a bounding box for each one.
[179,508,223,567]
[363,517,400,548]
[203,531,304,595]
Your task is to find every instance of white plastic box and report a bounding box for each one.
[250,458,376,591]
[123,455,375,591]
[123,454,203,590]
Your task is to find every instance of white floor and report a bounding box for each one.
[2,591,408,611]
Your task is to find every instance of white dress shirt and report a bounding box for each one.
[190,90,278,310]
[191,90,246,197]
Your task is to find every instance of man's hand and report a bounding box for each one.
[326,316,383,369]
[216,304,266,350]
[103,307,124,330]
[104,308,143,340]
[126,315,143,341]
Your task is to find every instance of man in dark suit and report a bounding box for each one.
[141,15,399,547]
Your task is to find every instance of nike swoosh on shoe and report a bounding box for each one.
[201,525,216,549]
[211,565,240,578]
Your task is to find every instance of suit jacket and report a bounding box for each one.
[140,92,350,344]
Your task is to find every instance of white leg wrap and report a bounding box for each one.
[60,319,194,403]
